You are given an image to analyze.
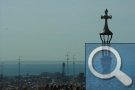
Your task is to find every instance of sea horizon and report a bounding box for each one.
[0,60,85,76]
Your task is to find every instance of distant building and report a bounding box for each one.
[62,62,65,82]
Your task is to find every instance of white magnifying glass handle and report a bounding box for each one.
[115,70,132,86]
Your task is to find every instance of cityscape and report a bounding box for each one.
[0,56,85,90]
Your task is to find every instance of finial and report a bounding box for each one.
[100,9,113,46]
[105,9,108,15]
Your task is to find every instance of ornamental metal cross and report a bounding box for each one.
[100,9,113,45]
[101,9,112,32]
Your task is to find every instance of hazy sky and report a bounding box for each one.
[0,0,135,61]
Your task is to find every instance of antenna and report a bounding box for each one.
[18,56,21,90]
[73,55,75,78]
[66,52,69,76]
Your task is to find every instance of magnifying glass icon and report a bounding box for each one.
[88,46,132,86]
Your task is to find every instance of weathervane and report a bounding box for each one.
[100,9,113,46]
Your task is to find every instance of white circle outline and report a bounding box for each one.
[88,46,121,79]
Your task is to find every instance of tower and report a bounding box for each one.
[62,62,65,82]
[0,62,4,90]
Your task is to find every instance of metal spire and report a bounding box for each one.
[100,9,113,45]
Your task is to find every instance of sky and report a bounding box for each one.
[0,0,135,61]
